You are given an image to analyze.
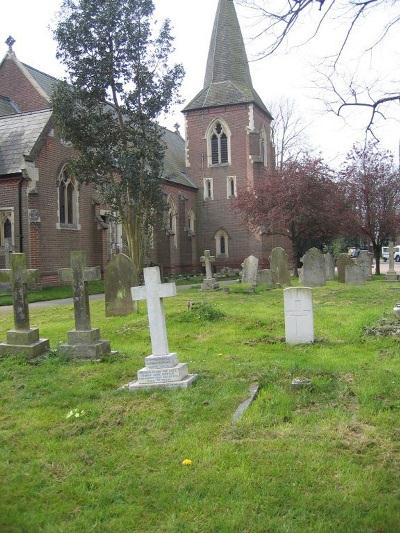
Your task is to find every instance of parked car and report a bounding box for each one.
[381,246,400,262]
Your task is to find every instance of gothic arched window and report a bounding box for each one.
[215,229,229,257]
[4,218,12,240]
[0,211,13,247]
[208,120,231,166]
[58,167,79,227]
[187,209,196,234]
[167,197,178,247]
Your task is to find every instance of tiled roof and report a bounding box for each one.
[162,128,196,189]
[184,0,271,118]
[0,110,52,176]
[22,63,59,99]
[0,95,19,117]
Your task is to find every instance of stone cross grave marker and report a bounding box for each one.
[0,253,49,357]
[336,254,354,283]
[58,251,113,360]
[127,266,197,389]
[105,253,135,316]
[386,241,398,281]
[301,248,326,287]
[241,255,259,286]
[200,250,218,290]
[270,247,291,286]
[284,287,314,344]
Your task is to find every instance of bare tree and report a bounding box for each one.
[238,0,400,136]
[268,98,311,169]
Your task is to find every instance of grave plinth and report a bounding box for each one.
[200,250,219,290]
[58,251,114,360]
[0,253,49,358]
[126,267,197,390]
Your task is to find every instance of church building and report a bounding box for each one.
[0,0,275,282]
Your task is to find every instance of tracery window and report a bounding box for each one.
[208,120,230,166]
[58,167,79,227]
[0,210,13,247]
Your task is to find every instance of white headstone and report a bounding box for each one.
[284,287,314,345]
[127,266,197,389]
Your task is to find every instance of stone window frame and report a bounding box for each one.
[260,127,268,167]
[215,228,229,258]
[206,118,231,167]
[187,208,196,235]
[56,165,81,231]
[203,178,214,200]
[167,196,178,248]
[226,176,237,199]
[0,208,14,247]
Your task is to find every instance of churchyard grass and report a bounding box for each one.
[1,279,399,532]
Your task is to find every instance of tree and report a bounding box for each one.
[235,156,342,274]
[268,98,310,170]
[238,0,400,137]
[339,142,400,274]
[52,0,184,283]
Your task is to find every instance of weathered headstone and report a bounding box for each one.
[324,252,335,281]
[257,269,273,287]
[385,242,398,281]
[105,253,135,316]
[200,250,219,290]
[345,263,365,285]
[284,287,314,344]
[127,266,197,389]
[357,250,373,281]
[336,254,354,283]
[0,253,49,358]
[58,251,113,360]
[270,247,291,286]
[301,248,326,287]
[241,255,259,286]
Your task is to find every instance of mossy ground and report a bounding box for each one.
[1,279,399,532]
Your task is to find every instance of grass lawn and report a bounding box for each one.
[0,279,400,532]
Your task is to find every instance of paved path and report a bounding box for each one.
[0,279,240,313]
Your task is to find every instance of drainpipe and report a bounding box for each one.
[18,177,24,252]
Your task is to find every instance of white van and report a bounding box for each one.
[382,246,400,262]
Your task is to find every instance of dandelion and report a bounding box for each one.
[182,458,193,466]
[66,408,85,420]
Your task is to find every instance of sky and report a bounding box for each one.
[1,0,399,167]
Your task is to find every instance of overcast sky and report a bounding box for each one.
[2,0,399,167]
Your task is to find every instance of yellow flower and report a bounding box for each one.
[182,458,192,466]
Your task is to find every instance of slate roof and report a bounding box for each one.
[0,110,52,176]
[22,63,59,100]
[184,0,271,118]
[162,128,196,189]
[0,95,19,117]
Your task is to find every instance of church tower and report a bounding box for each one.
[183,0,274,268]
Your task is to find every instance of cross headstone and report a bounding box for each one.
[126,266,197,389]
[58,251,113,360]
[301,248,326,287]
[284,287,314,344]
[0,253,49,358]
[105,253,135,316]
[200,250,218,290]
[385,241,398,281]
[270,247,291,286]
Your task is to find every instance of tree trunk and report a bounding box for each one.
[291,240,301,277]
[122,210,146,312]
[372,244,381,275]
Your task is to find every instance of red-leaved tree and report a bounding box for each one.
[339,142,400,275]
[235,156,342,275]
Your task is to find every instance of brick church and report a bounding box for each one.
[0,0,275,282]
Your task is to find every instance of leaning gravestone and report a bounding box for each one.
[241,255,259,286]
[105,253,135,316]
[301,248,326,287]
[58,251,114,360]
[200,250,219,290]
[270,247,291,286]
[0,253,49,357]
[284,287,314,344]
[127,266,197,389]
[345,263,365,285]
[324,252,335,281]
[257,269,273,287]
[357,251,373,281]
[336,254,354,283]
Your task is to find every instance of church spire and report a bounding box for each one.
[184,0,270,117]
